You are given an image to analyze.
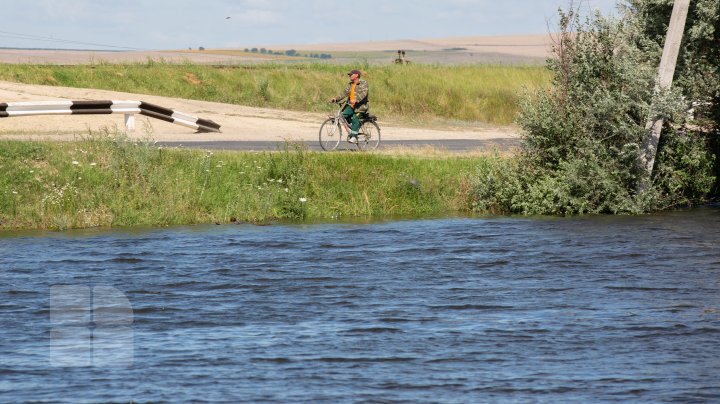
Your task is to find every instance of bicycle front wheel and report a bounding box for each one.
[319,118,342,151]
[357,120,381,150]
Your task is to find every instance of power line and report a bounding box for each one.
[0,29,148,51]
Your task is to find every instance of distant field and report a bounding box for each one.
[0,62,551,125]
[0,34,551,65]
[0,48,544,66]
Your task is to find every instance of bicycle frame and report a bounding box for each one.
[330,102,352,135]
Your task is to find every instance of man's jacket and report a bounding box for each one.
[335,79,369,113]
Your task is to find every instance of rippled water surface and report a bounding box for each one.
[2,208,720,402]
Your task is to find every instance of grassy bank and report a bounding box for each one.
[0,62,550,126]
[0,135,493,231]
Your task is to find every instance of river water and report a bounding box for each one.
[1,208,719,402]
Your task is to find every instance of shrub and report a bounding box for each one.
[472,2,716,215]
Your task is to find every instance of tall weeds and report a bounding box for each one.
[0,62,548,126]
[0,134,484,230]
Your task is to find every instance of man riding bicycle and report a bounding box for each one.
[330,69,369,143]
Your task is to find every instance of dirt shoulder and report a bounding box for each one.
[0,80,521,144]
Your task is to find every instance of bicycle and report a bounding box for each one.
[319,101,381,151]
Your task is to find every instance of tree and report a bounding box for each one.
[627,0,719,131]
[474,1,716,215]
[627,0,720,195]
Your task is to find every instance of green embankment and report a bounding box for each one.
[0,62,550,230]
[0,135,491,230]
[0,62,549,126]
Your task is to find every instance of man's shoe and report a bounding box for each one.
[348,130,359,143]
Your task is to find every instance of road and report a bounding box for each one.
[1,80,521,152]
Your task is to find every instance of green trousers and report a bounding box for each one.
[342,105,361,136]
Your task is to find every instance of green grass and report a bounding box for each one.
[0,62,550,126]
[0,133,492,230]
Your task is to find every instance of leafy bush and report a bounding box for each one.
[471,156,523,214]
[472,2,717,215]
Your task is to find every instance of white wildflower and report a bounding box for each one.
[72,161,79,165]
[299,197,307,203]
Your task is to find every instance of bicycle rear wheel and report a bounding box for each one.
[357,120,381,150]
[319,118,342,151]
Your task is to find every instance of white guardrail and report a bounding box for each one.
[0,100,221,133]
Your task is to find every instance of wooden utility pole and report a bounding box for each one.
[638,0,691,185]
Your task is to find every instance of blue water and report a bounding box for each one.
[2,208,720,402]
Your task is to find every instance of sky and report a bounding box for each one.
[0,0,620,51]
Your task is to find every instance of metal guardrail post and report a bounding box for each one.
[124,113,135,132]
